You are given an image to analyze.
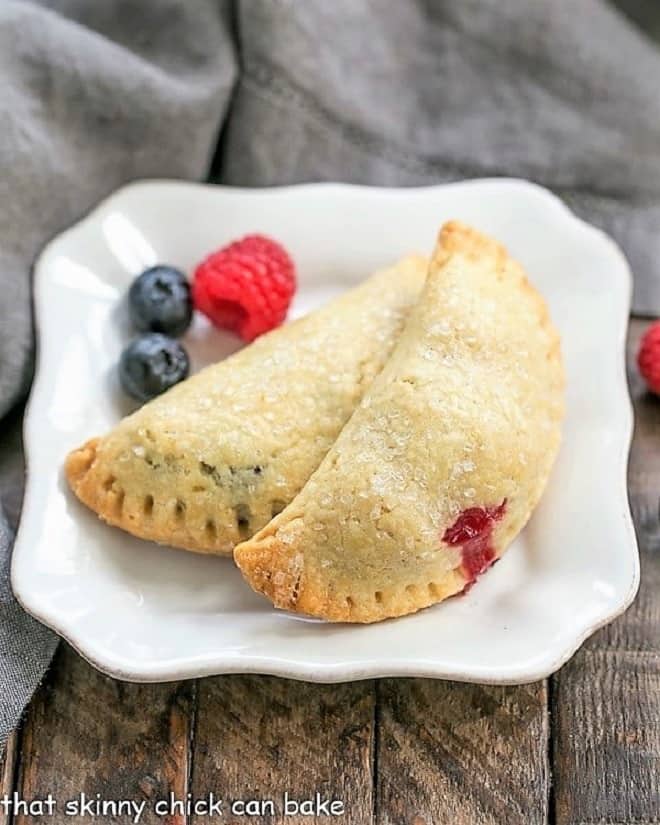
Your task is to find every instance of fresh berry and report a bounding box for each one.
[128,265,193,337]
[638,321,660,395]
[192,235,296,342]
[119,333,190,402]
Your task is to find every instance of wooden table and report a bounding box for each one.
[1,319,658,825]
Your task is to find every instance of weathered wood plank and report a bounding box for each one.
[553,649,660,824]
[376,679,549,825]
[15,643,193,825]
[0,730,19,825]
[552,318,660,824]
[191,675,374,824]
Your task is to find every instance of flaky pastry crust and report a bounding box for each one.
[235,222,564,621]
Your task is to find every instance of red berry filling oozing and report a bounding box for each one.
[443,500,507,590]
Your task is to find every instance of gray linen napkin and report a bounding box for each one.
[1,0,659,750]
[218,0,660,312]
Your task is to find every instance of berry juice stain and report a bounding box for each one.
[443,500,507,589]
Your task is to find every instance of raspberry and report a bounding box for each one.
[192,235,296,342]
[638,321,660,395]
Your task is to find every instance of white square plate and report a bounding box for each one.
[12,179,638,684]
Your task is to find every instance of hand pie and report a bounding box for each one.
[65,256,427,555]
[235,222,564,622]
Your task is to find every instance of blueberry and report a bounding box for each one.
[128,265,193,336]
[119,334,190,402]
